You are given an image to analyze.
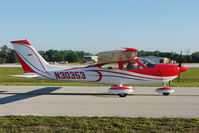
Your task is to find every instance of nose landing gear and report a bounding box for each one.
[155,83,175,96]
[155,86,175,96]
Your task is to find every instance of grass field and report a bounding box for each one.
[0,116,198,132]
[0,68,199,86]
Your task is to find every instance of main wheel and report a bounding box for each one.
[163,92,170,96]
[118,93,127,97]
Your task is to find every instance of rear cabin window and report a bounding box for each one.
[100,63,119,70]
[124,61,144,70]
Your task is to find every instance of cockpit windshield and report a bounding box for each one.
[138,58,156,68]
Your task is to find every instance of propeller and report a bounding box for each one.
[169,80,172,87]
[177,50,183,83]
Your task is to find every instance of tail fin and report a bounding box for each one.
[10,39,49,74]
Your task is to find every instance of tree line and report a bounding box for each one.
[0,45,92,64]
[137,50,195,63]
[1,45,199,64]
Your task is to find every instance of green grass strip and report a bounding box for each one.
[0,116,199,132]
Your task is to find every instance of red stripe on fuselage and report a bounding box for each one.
[63,67,86,71]
[88,70,102,82]
[98,70,165,80]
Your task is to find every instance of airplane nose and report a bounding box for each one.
[179,66,188,73]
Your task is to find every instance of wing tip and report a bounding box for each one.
[122,47,138,52]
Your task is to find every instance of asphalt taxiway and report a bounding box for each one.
[0,86,199,118]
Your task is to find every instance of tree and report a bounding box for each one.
[6,49,18,63]
[0,45,9,63]
[191,52,199,63]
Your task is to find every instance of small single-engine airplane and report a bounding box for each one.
[10,39,188,97]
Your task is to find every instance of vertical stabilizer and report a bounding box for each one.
[10,39,49,74]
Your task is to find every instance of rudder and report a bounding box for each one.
[11,39,49,74]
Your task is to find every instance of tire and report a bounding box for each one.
[118,93,127,97]
[163,92,170,96]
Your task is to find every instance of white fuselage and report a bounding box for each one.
[35,66,177,85]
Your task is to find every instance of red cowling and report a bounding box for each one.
[179,66,189,73]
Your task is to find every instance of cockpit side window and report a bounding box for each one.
[138,58,156,68]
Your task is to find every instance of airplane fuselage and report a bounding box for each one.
[36,66,177,85]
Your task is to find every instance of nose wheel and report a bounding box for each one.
[156,87,175,95]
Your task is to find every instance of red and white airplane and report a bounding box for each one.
[10,39,188,97]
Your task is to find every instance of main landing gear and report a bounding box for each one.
[108,85,134,97]
[109,83,174,97]
[155,83,175,96]
[118,93,127,97]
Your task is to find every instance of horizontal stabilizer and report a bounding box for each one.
[10,73,39,78]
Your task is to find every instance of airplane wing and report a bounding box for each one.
[10,73,39,78]
[98,48,138,63]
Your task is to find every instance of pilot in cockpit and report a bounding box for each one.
[126,61,138,70]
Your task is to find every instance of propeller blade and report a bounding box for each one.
[178,73,180,83]
[178,50,182,67]
[178,62,182,67]
[177,50,183,83]
[169,80,172,87]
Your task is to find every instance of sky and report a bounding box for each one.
[0,0,198,54]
